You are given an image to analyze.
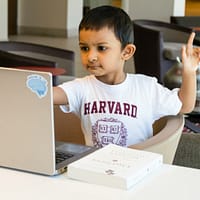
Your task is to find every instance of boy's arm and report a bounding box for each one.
[179,32,200,113]
[53,86,68,105]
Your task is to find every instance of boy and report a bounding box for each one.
[53,6,200,147]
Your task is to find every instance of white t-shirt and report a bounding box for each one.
[59,74,182,147]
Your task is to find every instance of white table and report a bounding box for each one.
[0,164,200,200]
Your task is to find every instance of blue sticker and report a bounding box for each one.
[26,74,48,98]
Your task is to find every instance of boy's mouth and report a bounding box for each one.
[87,65,100,70]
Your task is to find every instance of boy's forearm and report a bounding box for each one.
[179,71,197,113]
[53,87,68,105]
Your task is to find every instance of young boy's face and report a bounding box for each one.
[79,27,134,84]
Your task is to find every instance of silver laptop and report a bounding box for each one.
[0,67,96,176]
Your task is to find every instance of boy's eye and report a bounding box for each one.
[80,46,89,52]
[98,46,107,51]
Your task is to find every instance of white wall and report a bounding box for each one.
[18,0,83,37]
[122,0,185,22]
[67,0,83,36]
[18,0,66,29]
[0,0,8,41]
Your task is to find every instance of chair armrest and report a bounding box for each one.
[129,115,184,164]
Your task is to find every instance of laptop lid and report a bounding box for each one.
[0,67,58,175]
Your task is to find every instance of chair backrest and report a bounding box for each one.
[170,16,200,37]
[0,41,75,85]
[133,19,194,82]
[133,20,162,81]
[171,16,200,27]
[54,105,184,164]
[0,49,56,67]
[54,105,85,145]
[136,20,192,42]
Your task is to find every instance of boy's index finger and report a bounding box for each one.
[187,32,195,46]
[185,32,195,55]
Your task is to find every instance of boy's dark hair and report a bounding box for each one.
[79,5,134,49]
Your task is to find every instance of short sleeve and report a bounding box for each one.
[58,78,84,115]
[151,78,182,120]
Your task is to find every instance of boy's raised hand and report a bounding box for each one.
[182,32,200,73]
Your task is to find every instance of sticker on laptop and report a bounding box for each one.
[26,74,48,98]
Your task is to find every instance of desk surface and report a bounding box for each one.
[0,164,200,200]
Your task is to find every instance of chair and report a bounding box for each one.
[0,49,56,67]
[54,105,85,145]
[0,41,75,85]
[129,115,184,164]
[133,19,200,83]
[170,16,200,37]
[54,105,184,164]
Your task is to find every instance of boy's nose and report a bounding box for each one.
[88,57,98,63]
[88,51,98,63]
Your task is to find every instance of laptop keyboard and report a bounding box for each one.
[56,151,74,164]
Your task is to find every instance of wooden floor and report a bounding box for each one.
[185,0,200,16]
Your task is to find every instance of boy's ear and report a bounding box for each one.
[121,44,136,60]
